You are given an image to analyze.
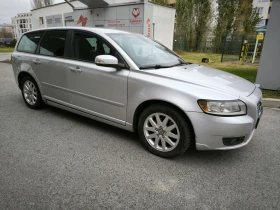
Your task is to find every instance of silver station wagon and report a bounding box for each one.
[12,27,263,158]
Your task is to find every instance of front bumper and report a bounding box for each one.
[187,112,256,150]
[187,87,262,150]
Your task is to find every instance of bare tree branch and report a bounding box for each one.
[30,0,54,9]
[30,0,44,9]
[43,0,54,6]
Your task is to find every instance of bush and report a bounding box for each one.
[10,39,17,47]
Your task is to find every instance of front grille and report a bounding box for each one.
[223,137,245,146]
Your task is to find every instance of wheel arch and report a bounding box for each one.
[18,72,34,89]
[132,100,195,142]
[18,71,42,92]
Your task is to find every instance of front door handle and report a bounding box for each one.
[32,59,41,65]
[69,66,82,73]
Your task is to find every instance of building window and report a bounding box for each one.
[253,7,264,14]
[256,19,266,27]
[55,18,61,24]
[40,17,44,25]
[47,19,53,25]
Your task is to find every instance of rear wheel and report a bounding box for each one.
[138,104,193,158]
[21,76,43,109]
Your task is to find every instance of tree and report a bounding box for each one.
[10,39,17,47]
[31,0,44,9]
[193,0,211,50]
[43,0,54,6]
[30,0,54,9]
[213,0,261,52]
[175,0,211,51]
[151,0,168,6]
[235,0,261,34]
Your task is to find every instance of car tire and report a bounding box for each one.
[21,76,43,109]
[138,104,193,158]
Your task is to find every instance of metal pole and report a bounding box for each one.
[239,36,245,63]
[252,38,258,63]
[221,34,227,62]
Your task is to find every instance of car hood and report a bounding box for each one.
[146,64,256,97]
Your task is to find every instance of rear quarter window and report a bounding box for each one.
[17,31,44,53]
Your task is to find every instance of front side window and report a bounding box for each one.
[73,32,123,64]
[17,31,44,53]
[107,33,185,69]
[39,30,67,57]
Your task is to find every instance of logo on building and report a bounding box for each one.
[146,18,151,37]
[132,8,140,18]
[77,15,88,27]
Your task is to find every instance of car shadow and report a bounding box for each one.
[40,104,244,163]
[44,104,139,142]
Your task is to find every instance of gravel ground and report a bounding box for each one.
[0,63,279,210]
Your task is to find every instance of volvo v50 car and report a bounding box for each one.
[11,27,263,158]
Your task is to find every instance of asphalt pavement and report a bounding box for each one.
[0,62,279,210]
[0,53,11,62]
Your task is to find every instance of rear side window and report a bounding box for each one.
[39,30,68,57]
[17,32,44,53]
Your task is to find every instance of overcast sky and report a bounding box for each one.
[0,0,64,24]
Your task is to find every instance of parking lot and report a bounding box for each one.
[0,62,279,209]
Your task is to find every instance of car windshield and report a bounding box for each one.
[107,33,187,69]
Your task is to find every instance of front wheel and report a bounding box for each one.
[138,104,193,158]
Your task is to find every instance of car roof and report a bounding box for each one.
[29,27,132,36]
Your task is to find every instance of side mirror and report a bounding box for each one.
[95,55,126,69]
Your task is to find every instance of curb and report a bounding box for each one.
[262,98,280,108]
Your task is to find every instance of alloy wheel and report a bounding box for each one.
[23,80,37,105]
[143,113,180,152]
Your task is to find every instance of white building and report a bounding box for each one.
[253,0,273,27]
[11,12,33,39]
[29,0,175,49]
[31,1,86,29]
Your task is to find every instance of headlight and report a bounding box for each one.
[198,100,247,116]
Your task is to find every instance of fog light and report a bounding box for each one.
[223,137,245,146]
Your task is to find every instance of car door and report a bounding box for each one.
[66,30,129,125]
[30,29,70,103]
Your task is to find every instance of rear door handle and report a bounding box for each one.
[32,59,41,64]
[69,66,82,73]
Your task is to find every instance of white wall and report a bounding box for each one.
[71,4,145,33]
[31,1,85,30]
[153,4,175,49]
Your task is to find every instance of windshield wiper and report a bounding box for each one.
[169,62,189,67]
[139,62,191,70]
[139,65,171,70]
